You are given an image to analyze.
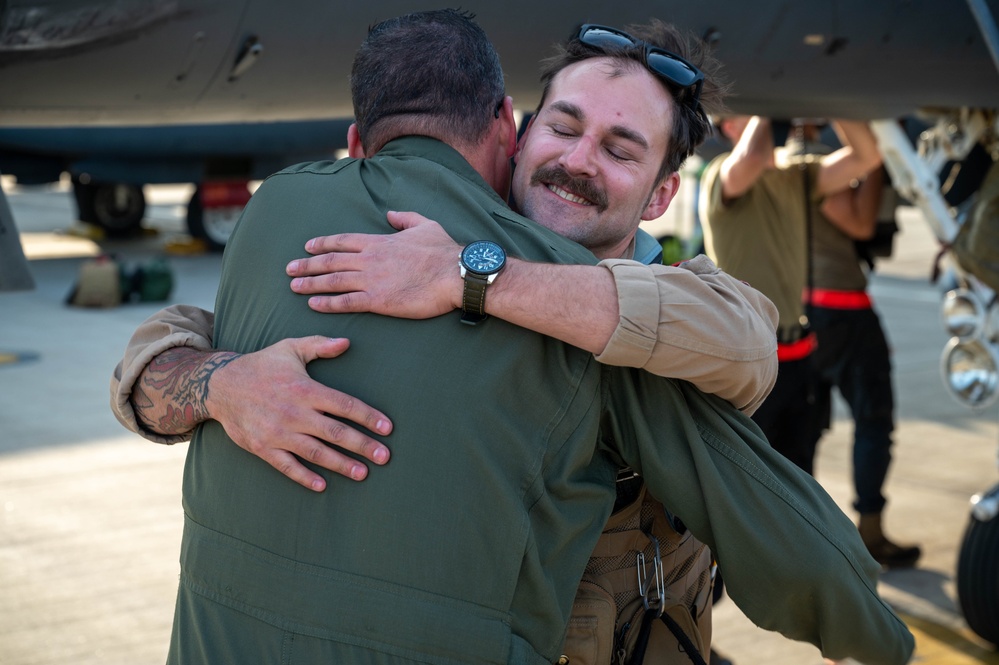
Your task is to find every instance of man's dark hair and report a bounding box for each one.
[536,19,729,182]
[351,9,506,154]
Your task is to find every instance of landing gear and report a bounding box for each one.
[873,112,999,646]
[72,178,146,236]
[186,181,250,251]
[957,484,999,647]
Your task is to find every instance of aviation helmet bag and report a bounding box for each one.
[951,159,999,293]
[562,480,713,665]
[66,254,122,308]
[127,258,175,303]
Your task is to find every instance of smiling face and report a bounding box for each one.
[512,57,680,259]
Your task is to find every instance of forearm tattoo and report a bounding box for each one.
[134,348,240,433]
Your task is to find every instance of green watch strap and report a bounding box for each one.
[460,273,489,325]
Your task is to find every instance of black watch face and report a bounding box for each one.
[462,240,506,275]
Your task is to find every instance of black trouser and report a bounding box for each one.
[751,353,821,476]
[810,305,895,514]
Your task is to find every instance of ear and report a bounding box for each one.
[641,172,681,220]
[514,115,537,165]
[499,96,518,158]
[347,123,366,158]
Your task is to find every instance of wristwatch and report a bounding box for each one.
[459,240,507,325]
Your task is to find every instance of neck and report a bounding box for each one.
[591,232,638,260]
[461,143,510,198]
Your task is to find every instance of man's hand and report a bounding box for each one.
[287,211,462,318]
[206,336,393,491]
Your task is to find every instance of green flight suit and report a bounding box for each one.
[171,137,913,665]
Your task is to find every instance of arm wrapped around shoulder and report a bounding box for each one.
[596,256,778,414]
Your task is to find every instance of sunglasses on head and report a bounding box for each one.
[576,24,704,108]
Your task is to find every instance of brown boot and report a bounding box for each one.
[858,513,921,568]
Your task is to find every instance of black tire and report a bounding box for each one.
[186,186,239,252]
[957,486,999,647]
[73,180,146,235]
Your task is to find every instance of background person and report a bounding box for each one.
[812,166,921,567]
[700,115,883,475]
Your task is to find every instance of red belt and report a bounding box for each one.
[804,288,872,310]
[777,333,817,362]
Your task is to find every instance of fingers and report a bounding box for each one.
[296,212,433,259]
[262,441,370,492]
[262,447,332,492]
[237,413,391,492]
[211,335,395,492]
[287,251,364,280]
[275,338,394,437]
[287,254,377,302]
[276,411,391,486]
[287,335,351,361]
[248,414,391,492]
[304,232,369,255]
[386,210,432,230]
[316,384,393,438]
[289,271,370,296]
[305,292,373,314]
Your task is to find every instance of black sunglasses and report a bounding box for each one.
[576,24,704,108]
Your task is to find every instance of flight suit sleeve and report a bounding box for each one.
[595,255,779,415]
[109,304,216,444]
[602,371,914,665]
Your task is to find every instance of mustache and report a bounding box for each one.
[529,166,608,211]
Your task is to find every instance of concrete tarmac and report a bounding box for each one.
[1,177,998,664]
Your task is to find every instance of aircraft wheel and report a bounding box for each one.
[186,184,246,251]
[187,187,229,252]
[73,180,146,235]
[956,486,999,647]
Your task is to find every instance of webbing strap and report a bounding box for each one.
[626,608,708,665]
[588,529,652,557]
[626,610,655,665]
[661,611,709,665]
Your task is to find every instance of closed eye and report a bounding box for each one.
[607,146,633,161]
